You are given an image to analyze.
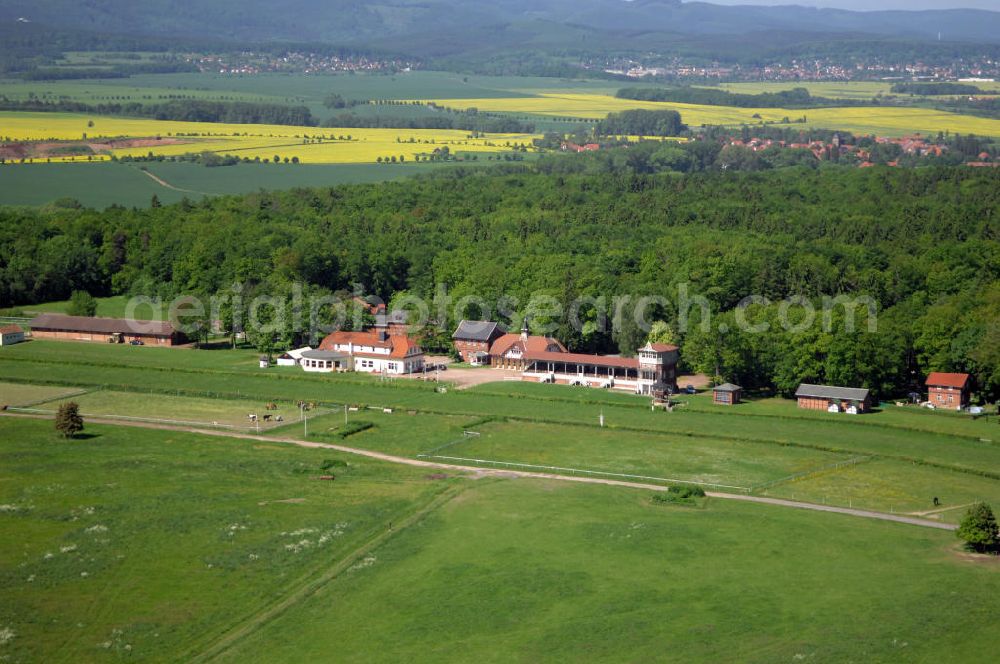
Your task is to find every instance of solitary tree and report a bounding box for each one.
[957,502,999,553]
[55,402,84,439]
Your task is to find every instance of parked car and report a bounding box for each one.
[129,339,144,346]
[684,385,696,394]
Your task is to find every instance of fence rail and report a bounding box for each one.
[750,456,872,493]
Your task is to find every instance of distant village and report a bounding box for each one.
[596,55,1000,83]
[189,51,416,76]
[561,133,997,169]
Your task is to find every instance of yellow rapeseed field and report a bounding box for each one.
[428,93,1000,137]
[0,112,539,164]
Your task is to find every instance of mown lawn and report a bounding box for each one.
[216,478,1000,663]
[0,417,451,663]
[764,458,1000,524]
[422,419,851,491]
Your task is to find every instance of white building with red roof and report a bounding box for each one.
[316,328,425,375]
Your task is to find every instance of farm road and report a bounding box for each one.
[1,412,957,531]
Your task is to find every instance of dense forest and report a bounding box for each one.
[890,82,984,96]
[321,111,534,133]
[596,110,686,137]
[1,163,997,400]
[616,87,854,109]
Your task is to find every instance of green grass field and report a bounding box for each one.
[3,417,999,662]
[20,295,163,320]
[3,339,1000,520]
[0,161,442,209]
[0,417,451,663]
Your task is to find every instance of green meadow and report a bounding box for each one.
[3,416,999,662]
[3,340,1000,520]
[0,162,439,209]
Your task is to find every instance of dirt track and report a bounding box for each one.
[1,412,957,531]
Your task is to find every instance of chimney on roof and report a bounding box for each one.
[520,317,529,341]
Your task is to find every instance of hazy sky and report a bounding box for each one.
[689,0,1000,10]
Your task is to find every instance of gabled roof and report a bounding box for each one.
[452,320,505,342]
[29,313,176,337]
[925,372,970,389]
[713,383,742,392]
[320,330,391,350]
[318,329,421,359]
[795,384,870,402]
[0,324,22,335]
[490,333,565,357]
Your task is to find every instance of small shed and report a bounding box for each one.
[713,383,742,405]
[795,384,871,414]
[0,324,25,346]
[259,355,270,369]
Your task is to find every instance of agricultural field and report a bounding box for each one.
[717,80,1000,99]
[426,92,1000,137]
[0,161,440,208]
[3,415,999,662]
[0,112,538,165]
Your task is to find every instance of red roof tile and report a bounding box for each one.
[490,333,565,357]
[524,351,639,370]
[925,372,970,388]
[647,343,679,353]
[318,329,421,358]
[0,325,22,335]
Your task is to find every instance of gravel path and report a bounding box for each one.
[2,412,957,531]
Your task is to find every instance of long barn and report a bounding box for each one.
[28,313,185,346]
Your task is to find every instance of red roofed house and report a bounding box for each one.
[489,321,566,370]
[317,327,425,374]
[925,372,971,411]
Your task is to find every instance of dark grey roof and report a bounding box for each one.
[29,313,176,337]
[713,383,742,392]
[300,349,349,360]
[375,310,409,326]
[795,384,870,401]
[452,320,505,342]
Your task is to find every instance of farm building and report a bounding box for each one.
[317,328,424,374]
[925,372,971,411]
[0,324,25,346]
[28,313,185,346]
[521,342,678,395]
[713,383,742,405]
[452,320,507,362]
[795,384,871,414]
[489,322,566,370]
[299,349,352,373]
